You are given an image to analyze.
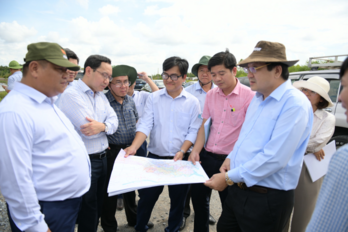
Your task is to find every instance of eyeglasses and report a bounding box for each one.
[96,70,112,81]
[111,80,130,87]
[161,73,182,81]
[243,63,270,74]
[301,88,317,95]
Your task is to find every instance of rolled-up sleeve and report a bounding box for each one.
[136,93,154,137]
[185,99,201,144]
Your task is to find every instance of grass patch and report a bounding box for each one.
[0,91,7,102]
[0,79,7,84]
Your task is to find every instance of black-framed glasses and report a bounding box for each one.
[243,63,270,74]
[111,80,131,87]
[96,70,112,81]
[161,73,182,81]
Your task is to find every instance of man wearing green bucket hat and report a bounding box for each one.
[2,60,23,93]
[0,42,90,232]
[101,65,153,231]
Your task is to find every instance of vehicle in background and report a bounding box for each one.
[238,76,250,87]
[135,78,147,91]
[183,81,197,88]
[141,80,165,92]
[75,70,84,80]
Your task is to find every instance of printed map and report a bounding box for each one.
[108,149,209,196]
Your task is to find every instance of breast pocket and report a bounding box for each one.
[176,112,191,132]
[227,110,245,127]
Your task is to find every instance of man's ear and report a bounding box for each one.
[274,65,283,80]
[182,74,187,81]
[29,61,40,79]
[232,66,238,76]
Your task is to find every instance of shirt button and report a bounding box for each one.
[224,110,226,112]
[222,121,223,123]
[215,144,217,146]
[218,132,220,134]
[226,98,227,100]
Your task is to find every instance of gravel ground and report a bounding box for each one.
[0,187,222,232]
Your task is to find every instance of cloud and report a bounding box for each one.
[0,21,37,43]
[76,0,89,9]
[99,4,120,16]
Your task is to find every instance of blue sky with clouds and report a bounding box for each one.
[1,0,347,74]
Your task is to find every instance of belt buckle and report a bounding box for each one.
[99,151,105,159]
[237,182,246,190]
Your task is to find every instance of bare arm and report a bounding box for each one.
[138,72,159,92]
[188,118,207,164]
[124,132,147,157]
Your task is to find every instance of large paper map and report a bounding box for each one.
[108,149,209,196]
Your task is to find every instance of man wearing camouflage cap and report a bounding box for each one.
[0,42,91,232]
[2,60,23,93]
[205,41,313,231]
[101,65,153,231]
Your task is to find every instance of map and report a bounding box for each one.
[107,149,209,196]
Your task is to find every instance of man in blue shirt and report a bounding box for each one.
[58,55,118,232]
[205,41,313,232]
[124,56,201,232]
[101,65,153,231]
[2,60,23,93]
[0,42,90,232]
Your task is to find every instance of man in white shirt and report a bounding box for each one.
[2,60,23,93]
[0,42,91,232]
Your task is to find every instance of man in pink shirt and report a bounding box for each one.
[188,49,255,232]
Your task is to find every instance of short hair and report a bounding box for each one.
[83,55,111,74]
[163,56,189,75]
[65,48,79,64]
[208,49,237,71]
[266,62,289,80]
[340,57,348,79]
[22,60,47,77]
[317,97,329,109]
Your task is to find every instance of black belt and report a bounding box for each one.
[236,183,277,194]
[149,152,189,160]
[204,148,228,161]
[109,144,131,150]
[89,150,106,159]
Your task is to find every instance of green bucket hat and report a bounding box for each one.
[8,60,22,69]
[112,65,137,86]
[191,55,211,77]
[24,42,80,71]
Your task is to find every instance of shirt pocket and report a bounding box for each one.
[227,110,245,127]
[176,112,191,132]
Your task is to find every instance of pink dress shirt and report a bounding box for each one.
[202,79,255,155]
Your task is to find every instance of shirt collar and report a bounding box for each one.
[161,87,187,99]
[217,78,241,97]
[13,82,53,104]
[77,78,100,96]
[255,79,292,101]
[314,109,324,119]
[194,81,217,92]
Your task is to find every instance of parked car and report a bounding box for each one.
[141,80,165,92]
[135,78,147,90]
[75,71,84,80]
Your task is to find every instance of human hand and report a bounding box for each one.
[204,173,228,191]
[47,228,51,232]
[219,158,231,173]
[188,150,200,165]
[80,117,104,136]
[173,151,184,162]
[314,149,325,161]
[137,72,149,82]
[124,146,137,158]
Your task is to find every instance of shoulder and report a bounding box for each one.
[183,91,200,105]
[207,86,219,97]
[321,109,335,121]
[0,91,34,117]
[283,86,311,110]
[184,84,195,93]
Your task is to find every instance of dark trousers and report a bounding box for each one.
[7,197,82,232]
[183,185,191,218]
[137,140,148,157]
[135,152,190,232]
[101,144,138,232]
[191,148,228,232]
[217,185,294,232]
[78,155,107,232]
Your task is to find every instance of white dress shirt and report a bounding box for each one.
[0,83,91,232]
[132,90,150,119]
[184,81,216,112]
[7,70,22,90]
[58,79,118,154]
[136,88,201,157]
[306,109,335,153]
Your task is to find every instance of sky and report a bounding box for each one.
[0,0,347,75]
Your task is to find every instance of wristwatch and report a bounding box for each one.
[179,149,185,154]
[225,173,234,186]
[104,123,108,133]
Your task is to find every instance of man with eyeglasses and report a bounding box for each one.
[101,65,153,231]
[124,56,201,232]
[0,42,90,232]
[188,49,254,232]
[205,41,313,232]
[58,55,118,232]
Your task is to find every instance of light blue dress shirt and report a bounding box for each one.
[184,81,216,113]
[0,83,91,232]
[54,80,76,106]
[7,70,22,90]
[136,88,201,157]
[58,79,118,154]
[132,90,150,119]
[306,144,348,232]
[227,80,313,190]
